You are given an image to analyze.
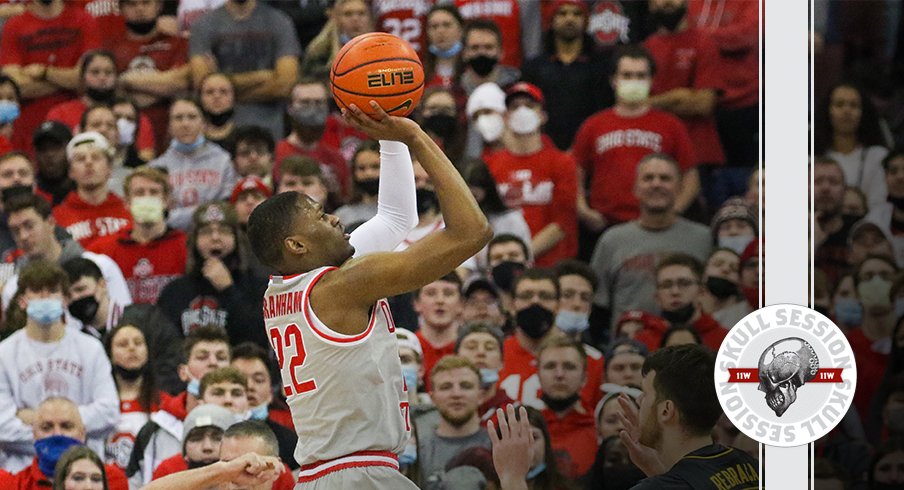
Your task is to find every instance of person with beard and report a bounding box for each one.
[156,202,268,348]
[522,0,611,151]
[32,121,75,205]
[616,344,759,489]
[419,87,467,171]
[455,323,514,426]
[197,73,238,152]
[150,403,237,480]
[459,19,520,96]
[536,337,597,480]
[0,151,57,256]
[231,126,275,187]
[485,82,578,267]
[635,253,726,352]
[699,248,750,330]
[275,79,350,199]
[412,356,491,487]
[864,151,904,268]
[334,140,380,227]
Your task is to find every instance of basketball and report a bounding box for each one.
[330,32,425,117]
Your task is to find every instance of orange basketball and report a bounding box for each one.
[330,32,425,117]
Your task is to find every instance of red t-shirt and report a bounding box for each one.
[152,454,187,481]
[52,191,132,248]
[321,114,369,163]
[847,328,888,420]
[45,99,156,153]
[485,145,578,266]
[571,108,696,223]
[415,329,456,390]
[645,28,725,165]
[636,312,727,352]
[88,227,187,304]
[0,6,101,154]
[373,0,431,55]
[274,138,350,198]
[498,335,605,413]
[455,0,522,67]
[542,407,598,479]
[12,458,128,490]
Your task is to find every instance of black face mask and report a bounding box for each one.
[491,261,525,294]
[649,6,687,32]
[38,0,53,5]
[415,188,438,215]
[68,296,100,324]
[889,195,904,210]
[203,108,235,127]
[126,20,157,36]
[356,177,380,196]
[113,363,146,382]
[233,0,249,4]
[662,302,696,325]
[516,304,555,339]
[467,55,498,77]
[1,184,32,203]
[86,87,115,104]
[423,114,457,139]
[705,276,738,300]
[186,459,218,470]
[541,392,580,412]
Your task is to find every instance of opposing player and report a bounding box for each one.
[247,102,492,488]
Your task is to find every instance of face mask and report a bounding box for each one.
[113,363,146,381]
[718,234,755,255]
[0,100,20,124]
[616,79,651,103]
[649,6,687,32]
[662,302,695,325]
[399,441,417,466]
[423,114,457,138]
[516,304,555,339]
[858,276,893,309]
[249,403,269,421]
[86,86,115,104]
[467,55,498,77]
[541,392,580,412]
[476,113,504,142]
[1,184,32,203]
[68,295,99,324]
[35,435,82,477]
[27,298,64,326]
[117,118,136,146]
[833,298,862,327]
[415,188,438,215]
[172,135,206,154]
[526,462,546,480]
[186,378,201,397]
[203,108,234,127]
[356,177,379,196]
[290,105,329,127]
[38,0,54,5]
[479,368,499,387]
[130,196,165,224]
[705,276,738,300]
[187,459,217,470]
[508,106,541,135]
[429,41,463,59]
[491,261,526,294]
[555,310,590,334]
[339,33,352,45]
[401,364,418,392]
[889,195,904,210]
[126,19,156,35]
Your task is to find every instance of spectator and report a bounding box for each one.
[815,157,856,284]
[613,310,666,342]
[868,438,904,489]
[595,388,642,445]
[53,445,112,490]
[149,98,237,231]
[51,132,131,248]
[80,105,143,190]
[455,323,513,425]
[89,166,187,305]
[419,86,467,168]
[455,0,541,68]
[230,176,272,229]
[151,403,237,479]
[464,82,507,160]
[0,0,101,154]
[372,0,431,55]
[710,197,757,256]
[111,98,154,175]
[554,259,604,350]
[700,248,751,330]
[461,279,506,330]
[604,339,648,388]
[832,274,861,332]
[197,73,237,153]
[414,272,464,385]
[536,337,597,479]
[848,221,895,269]
[0,151,52,256]
[0,75,21,153]
[423,4,465,89]
[589,154,711,336]
[189,0,301,139]
[0,261,118,473]
[31,121,75,205]
[394,160,445,253]
[396,328,431,411]
[522,0,611,151]
[843,185,869,220]
[485,233,531,302]
[232,126,275,186]
[334,140,380,227]
[274,156,331,210]
[459,19,520,95]
[864,150,904,268]
[486,82,578,267]
[300,0,373,79]
[230,343,298,443]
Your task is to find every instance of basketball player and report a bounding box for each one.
[247,101,492,488]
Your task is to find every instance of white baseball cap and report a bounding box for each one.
[466,82,506,119]
[66,131,112,161]
[396,328,423,359]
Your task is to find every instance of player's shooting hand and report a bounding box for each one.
[218,453,283,486]
[617,394,667,477]
[202,257,234,291]
[342,101,419,145]
[488,404,532,490]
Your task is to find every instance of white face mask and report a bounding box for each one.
[130,196,165,224]
[117,118,136,146]
[616,79,651,103]
[507,106,541,135]
[475,113,504,142]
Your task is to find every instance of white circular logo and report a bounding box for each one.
[713,304,857,447]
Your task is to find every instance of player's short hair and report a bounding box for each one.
[61,257,103,284]
[554,259,599,291]
[415,271,462,299]
[642,344,721,436]
[429,355,480,387]
[463,18,502,46]
[124,166,171,198]
[537,336,587,370]
[5,192,52,219]
[224,420,280,457]
[655,253,704,281]
[486,233,529,261]
[183,325,231,362]
[247,191,301,270]
[18,260,69,295]
[200,366,247,398]
[611,44,657,77]
[511,267,560,298]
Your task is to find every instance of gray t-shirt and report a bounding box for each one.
[417,428,491,488]
[590,218,712,326]
[190,4,301,138]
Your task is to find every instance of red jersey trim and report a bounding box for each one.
[296,450,399,482]
[303,267,376,344]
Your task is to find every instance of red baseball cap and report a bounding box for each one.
[552,0,589,17]
[505,82,545,107]
[229,175,272,204]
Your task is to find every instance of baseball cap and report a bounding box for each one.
[66,131,112,161]
[463,277,500,300]
[505,82,545,107]
[466,82,506,118]
[182,404,237,441]
[605,338,649,368]
[229,175,272,204]
[396,328,423,359]
[551,0,589,17]
[33,121,72,148]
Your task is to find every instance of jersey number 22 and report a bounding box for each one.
[269,324,318,397]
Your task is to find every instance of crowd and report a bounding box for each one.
[0,0,891,489]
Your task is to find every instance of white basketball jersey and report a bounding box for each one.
[263,266,411,466]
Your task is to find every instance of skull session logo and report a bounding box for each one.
[713,304,857,447]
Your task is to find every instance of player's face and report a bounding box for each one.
[598,399,624,440]
[558,274,593,314]
[457,332,502,371]
[184,427,223,466]
[110,325,148,371]
[200,75,235,115]
[431,367,481,426]
[655,265,701,313]
[219,436,274,490]
[8,208,56,258]
[34,400,85,441]
[232,358,272,408]
[427,10,463,50]
[63,458,105,490]
[203,381,249,414]
[538,347,585,400]
[69,147,112,191]
[605,353,644,386]
[637,371,663,449]
[487,241,527,268]
[414,280,463,329]
[196,223,237,260]
[634,159,679,213]
[185,341,231,380]
[0,155,35,190]
[705,250,740,283]
[290,196,354,266]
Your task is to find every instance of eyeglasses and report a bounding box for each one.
[236,146,270,157]
[656,279,698,291]
[514,290,558,302]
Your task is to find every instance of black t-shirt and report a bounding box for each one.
[631,444,759,490]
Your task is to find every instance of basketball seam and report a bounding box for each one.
[333,57,423,77]
[332,34,373,72]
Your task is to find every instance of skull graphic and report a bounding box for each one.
[757,338,819,417]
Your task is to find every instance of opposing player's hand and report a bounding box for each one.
[488,404,532,490]
[218,453,284,486]
[617,394,667,477]
[342,101,419,145]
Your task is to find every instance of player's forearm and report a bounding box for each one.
[530,223,564,257]
[141,460,230,490]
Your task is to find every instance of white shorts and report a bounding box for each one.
[295,451,418,490]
